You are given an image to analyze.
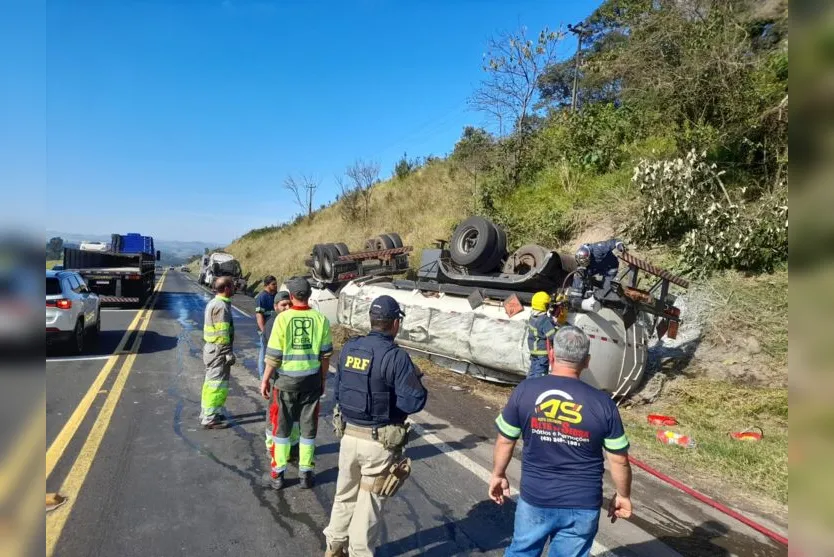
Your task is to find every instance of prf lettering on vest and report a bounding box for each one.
[538,399,584,424]
[291,317,313,350]
[345,354,371,372]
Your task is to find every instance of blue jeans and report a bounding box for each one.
[505,497,600,557]
[257,331,266,380]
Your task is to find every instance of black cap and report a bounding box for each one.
[286,277,311,298]
[275,290,290,302]
[369,295,405,319]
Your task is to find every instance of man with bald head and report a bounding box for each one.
[200,276,236,429]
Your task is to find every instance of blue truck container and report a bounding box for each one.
[112,233,155,255]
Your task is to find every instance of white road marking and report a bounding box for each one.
[46,355,112,363]
[232,305,252,318]
[411,408,617,557]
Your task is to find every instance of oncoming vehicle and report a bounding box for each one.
[199,252,246,291]
[46,270,101,354]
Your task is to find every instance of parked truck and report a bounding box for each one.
[290,217,688,399]
[63,233,160,306]
[198,252,247,292]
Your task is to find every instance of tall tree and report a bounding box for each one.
[46,236,63,259]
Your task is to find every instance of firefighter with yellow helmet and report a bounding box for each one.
[527,291,559,378]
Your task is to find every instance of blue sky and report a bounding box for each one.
[4,0,600,244]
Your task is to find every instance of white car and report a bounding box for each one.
[46,270,101,354]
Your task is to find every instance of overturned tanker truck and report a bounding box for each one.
[290,216,689,399]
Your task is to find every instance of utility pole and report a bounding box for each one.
[568,22,587,113]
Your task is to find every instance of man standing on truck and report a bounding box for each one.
[490,325,633,556]
[261,277,333,490]
[527,291,558,379]
[323,295,428,557]
[255,275,279,380]
[263,291,302,478]
[200,276,236,429]
[571,239,627,302]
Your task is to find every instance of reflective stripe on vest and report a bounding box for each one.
[204,321,232,344]
[267,308,332,377]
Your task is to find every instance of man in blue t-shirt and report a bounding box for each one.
[491,325,633,557]
[255,275,278,380]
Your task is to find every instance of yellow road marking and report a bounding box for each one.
[0,396,45,504]
[45,272,166,557]
[46,273,167,479]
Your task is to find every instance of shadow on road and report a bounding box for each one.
[377,499,515,556]
[134,330,179,354]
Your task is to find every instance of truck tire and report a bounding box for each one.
[383,233,403,249]
[504,244,549,275]
[364,238,377,251]
[333,242,350,257]
[449,216,497,269]
[474,223,508,274]
[311,245,324,275]
[374,235,395,251]
[316,244,341,282]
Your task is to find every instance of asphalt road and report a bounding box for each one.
[43,270,788,557]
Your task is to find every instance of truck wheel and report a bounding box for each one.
[364,238,377,251]
[505,244,549,275]
[333,242,350,256]
[449,216,497,269]
[383,233,403,249]
[311,246,324,275]
[474,223,508,274]
[374,235,395,251]
[316,244,340,282]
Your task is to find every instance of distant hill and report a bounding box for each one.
[46,231,220,265]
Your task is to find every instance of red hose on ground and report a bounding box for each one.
[628,455,788,547]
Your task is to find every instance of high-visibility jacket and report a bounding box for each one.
[265,306,332,379]
[527,311,556,357]
[203,295,234,351]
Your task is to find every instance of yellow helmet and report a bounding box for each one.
[531,291,551,312]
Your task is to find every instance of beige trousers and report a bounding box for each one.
[323,433,398,557]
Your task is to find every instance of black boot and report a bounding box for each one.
[300,471,314,489]
[271,472,284,490]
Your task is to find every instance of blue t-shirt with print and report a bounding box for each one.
[255,290,276,329]
[495,375,629,509]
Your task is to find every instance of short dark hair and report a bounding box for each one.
[291,291,311,303]
[370,317,396,333]
[264,275,277,286]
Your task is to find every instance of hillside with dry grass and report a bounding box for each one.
[226,161,475,287]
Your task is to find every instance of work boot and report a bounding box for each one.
[299,471,314,489]
[270,472,284,490]
[202,419,227,430]
[324,540,349,557]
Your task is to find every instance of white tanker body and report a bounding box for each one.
[333,278,649,397]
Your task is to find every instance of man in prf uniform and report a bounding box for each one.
[261,277,332,489]
[323,295,428,557]
[255,275,278,380]
[491,325,633,557]
[200,276,236,429]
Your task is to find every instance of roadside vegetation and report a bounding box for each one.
[228,0,788,509]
